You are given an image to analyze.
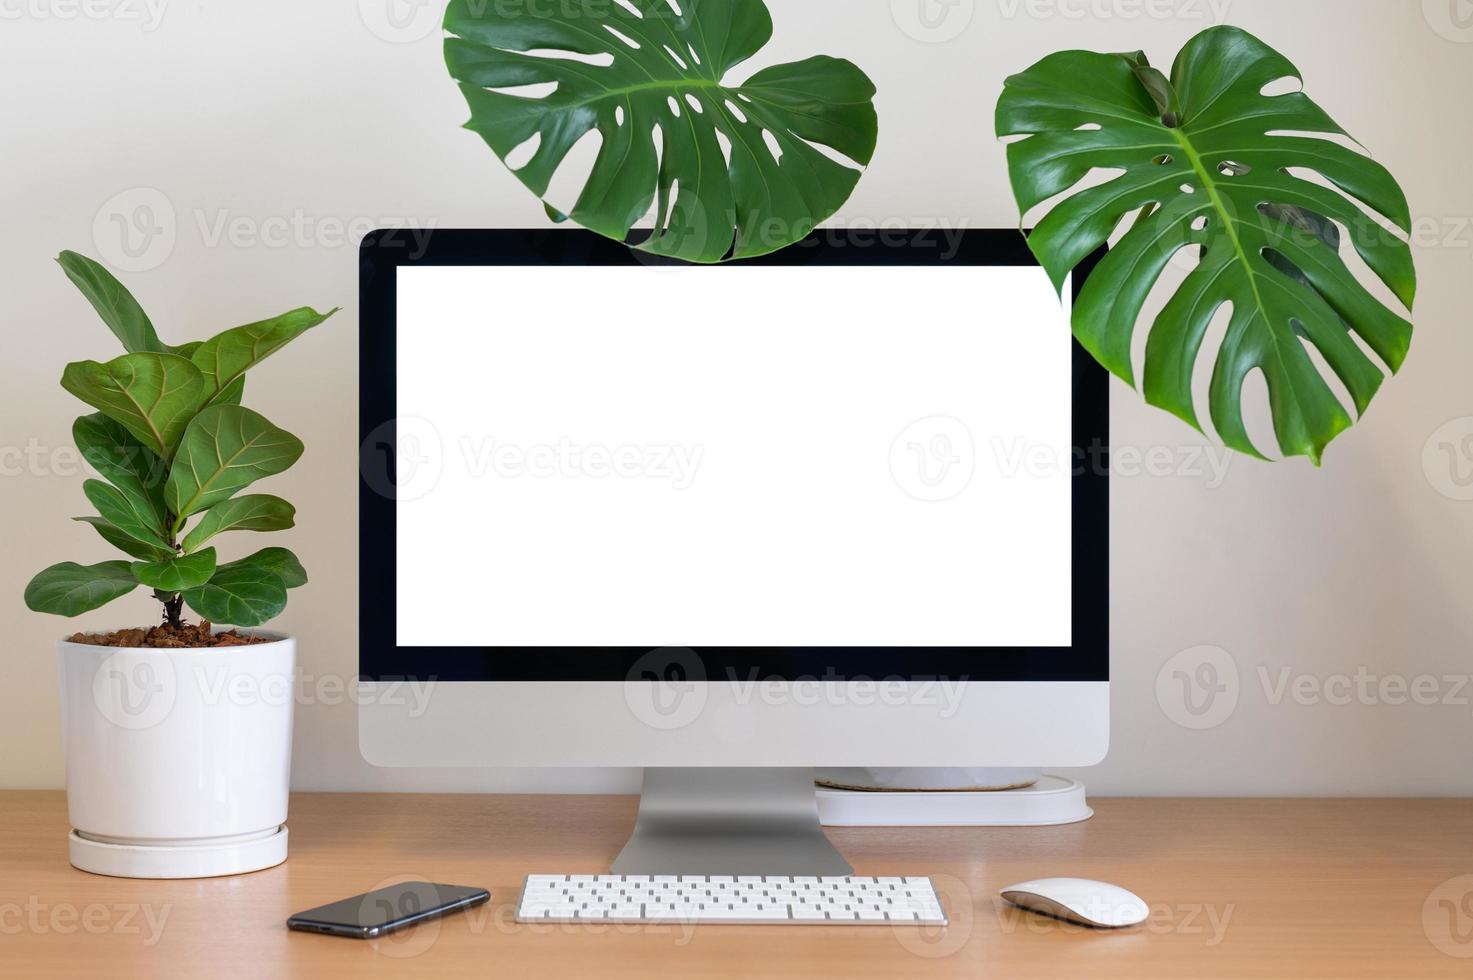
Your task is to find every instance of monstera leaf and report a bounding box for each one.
[445,0,878,263]
[996,26,1415,464]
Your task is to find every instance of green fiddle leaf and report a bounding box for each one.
[25,561,138,617]
[220,546,308,589]
[132,548,217,593]
[212,375,246,407]
[996,25,1415,464]
[61,353,206,460]
[191,307,338,403]
[181,562,289,627]
[56,251,169,355]
[74,517,173,562]
[73,414,168,529]
[83,479,169,550]
[165,406,304,521]
[444,0,879,263]
[182,495,296,553]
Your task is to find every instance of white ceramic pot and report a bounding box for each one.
[814,768,1044,792]
[57,632,295,879]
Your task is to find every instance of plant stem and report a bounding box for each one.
[164,594,184,630]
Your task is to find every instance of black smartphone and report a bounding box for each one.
[287,882,490,939]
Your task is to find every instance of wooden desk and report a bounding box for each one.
[3,793,1471,978]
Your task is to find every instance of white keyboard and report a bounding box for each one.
[516,874,948,925]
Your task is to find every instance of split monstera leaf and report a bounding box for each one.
[24,251,335,627]
[997,26,1416,464]
[444,0,879,263]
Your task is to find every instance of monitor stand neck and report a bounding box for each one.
[611,768,854,876]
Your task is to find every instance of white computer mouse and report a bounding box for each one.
[999,878,1150,929]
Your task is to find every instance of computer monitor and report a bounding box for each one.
[358,229,1108,873]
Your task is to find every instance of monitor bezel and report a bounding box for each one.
[360,228,1107,683]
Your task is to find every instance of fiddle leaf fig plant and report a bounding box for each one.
[996,26,1416,464]
[24,251,337,629]
[444,0,878,263]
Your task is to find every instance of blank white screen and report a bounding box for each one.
[396,265,1072,648]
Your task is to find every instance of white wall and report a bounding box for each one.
[2,0,1470,796]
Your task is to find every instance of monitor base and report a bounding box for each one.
[612,768,853,876]
[817,775,1092,827]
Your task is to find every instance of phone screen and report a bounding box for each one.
[288,882,490,938]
